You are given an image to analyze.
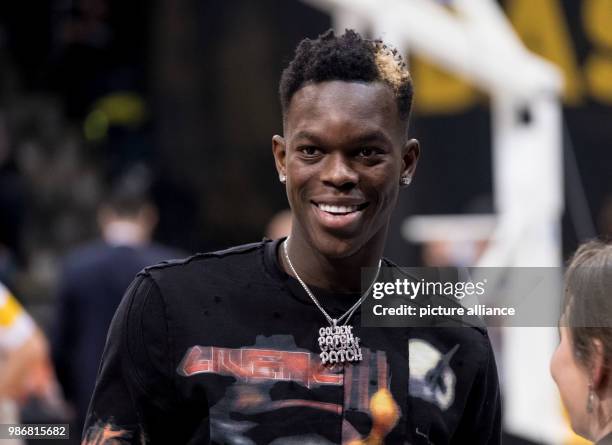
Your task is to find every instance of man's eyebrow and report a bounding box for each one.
[292,130,392,145]
[351,130,392,145]
[292,131,324,144]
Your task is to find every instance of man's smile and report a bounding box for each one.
[311,200,370,230]
[314,201,369,214]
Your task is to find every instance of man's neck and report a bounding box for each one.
[102,220,148,247]
[279,234,384,293]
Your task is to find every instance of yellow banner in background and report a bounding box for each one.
[411,0,612,114]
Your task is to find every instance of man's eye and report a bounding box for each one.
[358,147,378,157]
[300,146,320,156]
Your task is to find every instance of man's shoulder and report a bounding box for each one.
[145,240,266,270]
[63,239,109,264]
[140,240,275,290]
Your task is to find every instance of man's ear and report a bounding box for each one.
[401,138,420,182]
[272,135,287,181]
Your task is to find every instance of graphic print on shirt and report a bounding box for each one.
[178,335,400,445]
[408,339,458,411]
[82,419,138,445]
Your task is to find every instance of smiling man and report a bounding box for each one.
[83,30,501,444]
[273,78,416,280]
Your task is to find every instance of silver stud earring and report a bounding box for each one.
[587,383,594,413]
[400,176,412,186]
[279,174,286,184]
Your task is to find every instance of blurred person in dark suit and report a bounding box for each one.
[551,240,612,444]
[51,178,180,436]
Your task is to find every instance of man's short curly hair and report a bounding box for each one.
[279,29,413,122]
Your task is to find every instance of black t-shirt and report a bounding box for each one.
[83,239,501,444]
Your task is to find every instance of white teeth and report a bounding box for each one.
[318,203,359,214]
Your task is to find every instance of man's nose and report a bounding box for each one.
[321,153,358,189]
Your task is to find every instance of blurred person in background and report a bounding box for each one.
[82,29,500,444]
[0,281,60,445]
[265,208,292,240]
[51,171,180,437]
[551,240,612,444]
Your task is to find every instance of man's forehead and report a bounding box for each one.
[285,80,401,133]
[290,80,395,111]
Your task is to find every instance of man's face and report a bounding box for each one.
[273,80,419,259]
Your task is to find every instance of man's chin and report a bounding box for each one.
[308,233,363,259]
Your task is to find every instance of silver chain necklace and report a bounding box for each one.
[282,238,382,365]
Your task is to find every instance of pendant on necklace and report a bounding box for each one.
[317,319,362,365]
